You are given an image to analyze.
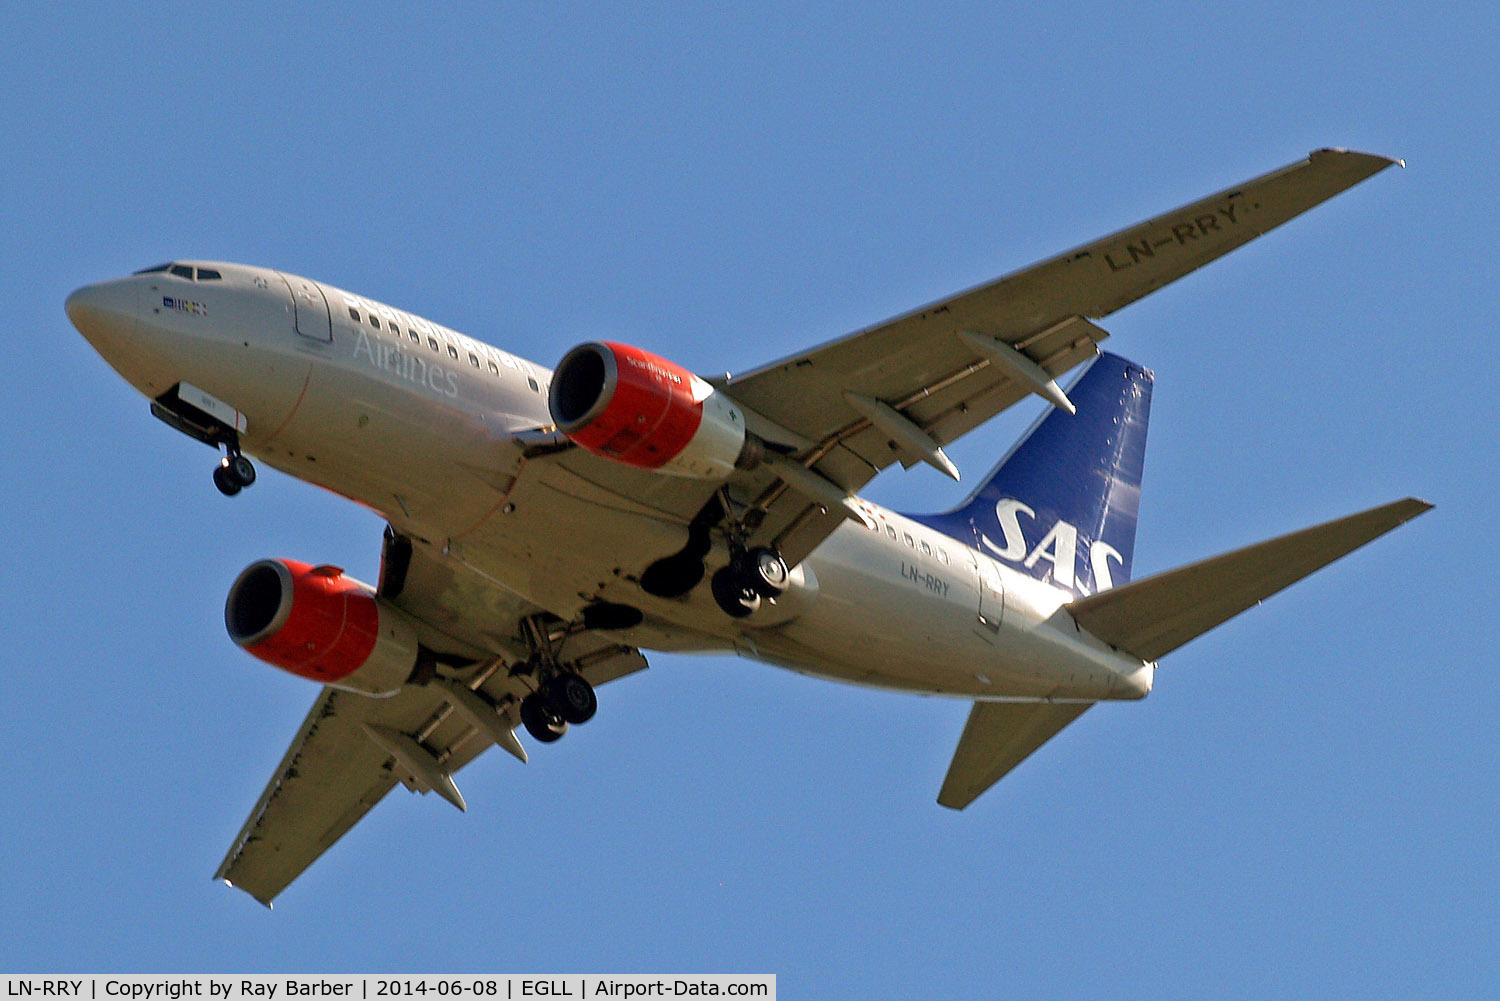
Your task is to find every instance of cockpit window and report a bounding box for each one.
[133,263,172,274]
[196,268,222,281]
[170,264,194,280]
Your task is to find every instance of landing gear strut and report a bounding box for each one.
[513,615,599,744]
[212,442,256,497]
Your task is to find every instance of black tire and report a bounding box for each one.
[520,693,567,743]
[213,464,242,497]
[548,673,598,725]
[228,454,257,487]
[745,547,789,598]
[711,566,761,618]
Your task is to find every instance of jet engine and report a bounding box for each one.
[225,559,419,697]
[549,341,752,479]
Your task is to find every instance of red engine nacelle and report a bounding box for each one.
[225,559,419,697]
[549,341,749,479]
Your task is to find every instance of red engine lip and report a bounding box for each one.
[225,558,384,687]
[549,342,619,433]
[225,559,295,647]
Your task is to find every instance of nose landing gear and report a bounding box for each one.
[212,448,257,496]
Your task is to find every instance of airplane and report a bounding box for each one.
[66,148,1429,907]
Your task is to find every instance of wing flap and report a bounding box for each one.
[937,701,1093,810]
[1067,498,1432,662]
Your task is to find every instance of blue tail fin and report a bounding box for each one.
[909,352,1152,596]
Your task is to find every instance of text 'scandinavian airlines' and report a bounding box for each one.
[68,149,1428,905]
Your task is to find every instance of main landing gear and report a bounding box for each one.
[212,442,257,497]
[513,615,599,744]
[710,545,789,618]
[519,672,597,743]
[641,489,792,620]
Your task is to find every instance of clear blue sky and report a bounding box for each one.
[2,3,1495,996]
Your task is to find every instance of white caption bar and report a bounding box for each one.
[0,977,774,1001]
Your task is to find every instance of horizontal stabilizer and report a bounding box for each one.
[937,701,1093,810]
[1067,498,1432,662]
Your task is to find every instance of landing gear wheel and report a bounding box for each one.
[745,546,789,598]
[546,672,598,725]
[520,693,567,743]
[214,452,256,496]
[228,454,256,488]
[711,566,762,618]
[212,463,242,497]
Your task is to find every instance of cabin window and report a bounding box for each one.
[488,360,500,375]
[886,525,896,539]
[408,329,420,343]
[920,540,932,556]
[469,352,480,368]
[938,549,950,565]
[903,533,914,548]
[348,307,360,322]
[428,336,439,351]
[447,344,459,360]
[369,315,380,330]
[527,377,540,392]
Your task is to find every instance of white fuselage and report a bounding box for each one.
[67,262,1153,704]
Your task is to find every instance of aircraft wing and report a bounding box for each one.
[727,148,1397,442]
[214,538,648,906]
[540,150,1399,567]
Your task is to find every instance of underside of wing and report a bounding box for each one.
[519,150,1398,574]
[215,537,649,906]
[726,149,1399,451]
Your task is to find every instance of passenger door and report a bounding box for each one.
[278,273,333,342]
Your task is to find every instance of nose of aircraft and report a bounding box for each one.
[66,278,139,346]
[67,277,138,328]
[66,275,169,394]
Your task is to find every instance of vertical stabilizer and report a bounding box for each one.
[911,353,1152,596]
